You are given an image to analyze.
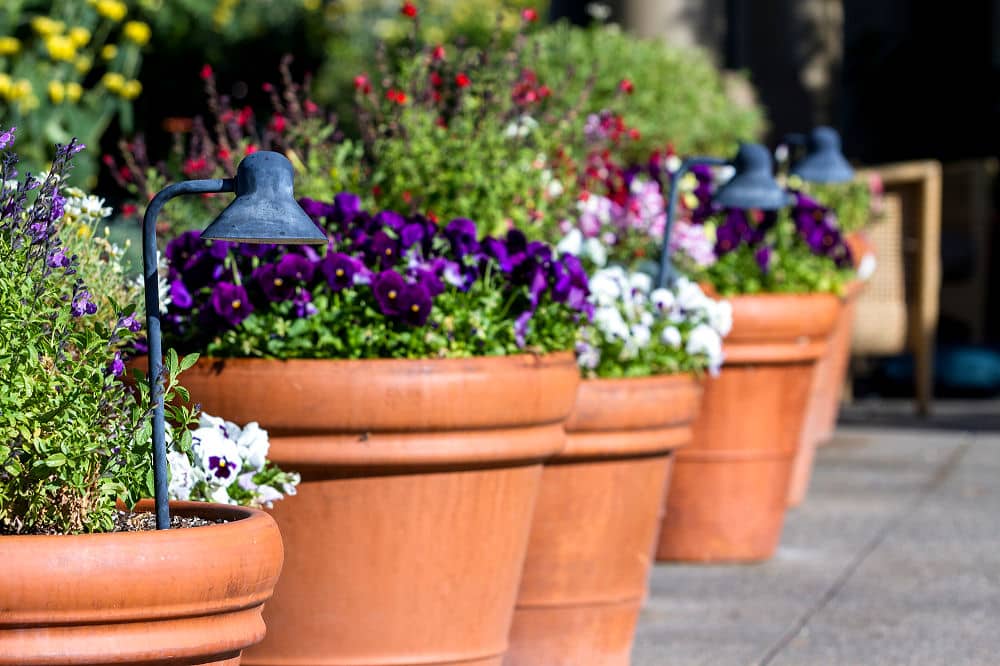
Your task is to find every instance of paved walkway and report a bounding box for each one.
[634,422,1000,665]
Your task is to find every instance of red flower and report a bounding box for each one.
[199,64,213,81]
[217,147,231,161]
[618,78,634,94]
[435,116,447,128]
[521,8,538,22]
[245,144,258,155]
[270,114,287,133]
[538,85,551,98]
[353,74,371,94]
[304,99,319,114]
[431,44,445,61]
[628,128,641,140]
[400,1,417,18]
[402,191,413,204]
[386,89,407,104]
[455,72,471,88]
[237,106,253,127]
[182,157,208,177]
[262,82,274,93]
[429,71,443,87]
[372,185,382,198]
[122,203,137,218]
[102,154,115,167]
[426,211,438,224]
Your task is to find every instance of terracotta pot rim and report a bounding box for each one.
[192,350,574,369]
[723,292,840,363]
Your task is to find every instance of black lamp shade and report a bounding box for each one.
[201,151,327,244]
[789,126,854,183]
[713,143,790,210]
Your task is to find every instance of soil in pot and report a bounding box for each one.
[656,293,840,562]
[506,373,702,666]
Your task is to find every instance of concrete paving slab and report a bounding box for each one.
[632,426,976,665]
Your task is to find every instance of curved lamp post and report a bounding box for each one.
[142,151,326,529]
[785,126,854,183]
[657,142,790,288]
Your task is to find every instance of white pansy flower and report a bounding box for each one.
[209,485,234,505]
[665,154,682,174]
[191,426,243,489]
[236,422,270,470]
[661,326,682,348]
[857,253,876,281]
[650,288,675,312]
[588,272,622,305]
[686,323,724,374]
[631,324,652,349]
[557,228,583,256]
[707,299,733,336]
[594,305,629,340]
[629,271,652,294]
[255,485,284,508]
[675,277,709,311]
[167,449,196,501]
[583,237,608,267]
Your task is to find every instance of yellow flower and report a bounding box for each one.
[121,79,142,99]
[101,44,118,60]
[74,55,93,74]
[123,20,151,46]
[69,26,91,47]
[45,35,77,61]
[77,223,92,239]
[66,81,83,103]
[48,80,66,104]
[102,71,125,93]
[302,0,320,10]
[95,0,128,22]
[18,94,40,112]
[0,74,11,98]
[0,36,21,56]
[31,17,65,37]
[9,79,33,101]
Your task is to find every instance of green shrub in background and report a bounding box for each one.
[528,20,765,158]
[795,178,875,233]
[0,0,148,186]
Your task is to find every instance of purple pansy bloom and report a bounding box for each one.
[755,244,773,274]
[444,218,480,257]
[169,279,193,309]
[299,197,337,219]
[399,282,433,326]
[210,282,252,327]
[322,252,364,292]
[334,192,362,222]
[372,270,406,316]
[208,454,238,480]
[370,231,400,266]
[252,262,295,302]
[514,310,533,348]
[400,222,427,250]
[374,210,406,231]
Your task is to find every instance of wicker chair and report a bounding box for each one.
[851,160,942,415]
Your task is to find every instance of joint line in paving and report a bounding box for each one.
[756,437,973,665]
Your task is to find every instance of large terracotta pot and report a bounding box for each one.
[0,501,283,665]
[656,293,840,562]
[507,373,702,666]
[180,353,579,666]
[789,231,876,506]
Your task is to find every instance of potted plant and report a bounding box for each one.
[787,176,880,505]
[654,166,851,562]
[159,189,587,664]
[506,110,729,663]
[0,132,283,665]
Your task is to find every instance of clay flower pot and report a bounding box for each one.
[656,293,840,562]
[789,232,875,505]
[0,501,283,665]
[507,373,702,666]
[179,353,579,666]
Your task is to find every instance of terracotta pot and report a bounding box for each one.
[789,231,876,506]
[179,353,579,666]
[656,293,840,562]
[0,501,283,665]
[507,374,702,666]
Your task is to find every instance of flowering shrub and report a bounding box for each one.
[160,193,589,359]
[168,413,299,508]
[529,19,764,159]
[573,266,730,379]
[0,131,165,534]
[0,0,148,184]
[793,177,880,234]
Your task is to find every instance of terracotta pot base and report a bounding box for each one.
[0,501,283,666]
[180,354,579,666]
[508,375,701,666]
[657,294,839,563]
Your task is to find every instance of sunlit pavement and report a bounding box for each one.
[635,416,1000,665]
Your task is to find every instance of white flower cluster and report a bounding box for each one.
[579,265,732,375]
[62,186,113,224]
[168,413,300,508]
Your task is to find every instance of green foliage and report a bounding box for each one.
[203,266,579,360]
[528,21,766,158]
[797,179,875,233]
[1,0,147,186]
[691,214,852,296]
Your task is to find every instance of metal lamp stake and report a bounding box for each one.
[142,151,326,529]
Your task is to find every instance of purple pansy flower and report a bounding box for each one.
[322,252,364,292]
[370,231,400,266]
[444,218,480,257]
[755,244,773,274]
[207,454,238,481]
[334,192,362,222]
[299,197,337,219]
[210,282,252,327]
[372,270,406,316]
[399,282,433,326]
[170,279,193,309]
